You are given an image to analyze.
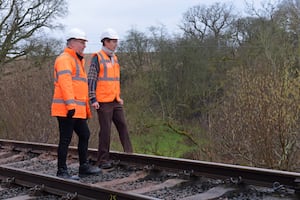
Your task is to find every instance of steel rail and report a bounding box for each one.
[0,139,299,192]
[0,165,159,200]
[109,152,300,190]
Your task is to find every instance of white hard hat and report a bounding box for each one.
[100,28,119,42]
[66,28,88,41]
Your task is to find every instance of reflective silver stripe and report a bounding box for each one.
[75,59,80,78]
[100,59,111,63]
[99,59,118,64]
[97,77,119,81]
[97,52,119,82]
[57,70,72,76]
[55,70,72,83]
[73,57,87,83]
[55,53,87,83]
[98,53,108,78]
[53,99,75,105]
[75,100,86,106]
[52,98,86,106]
[72,77,87,81]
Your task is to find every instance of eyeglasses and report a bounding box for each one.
[74,39,86,45]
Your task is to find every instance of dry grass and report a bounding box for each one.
[0,55,100,148]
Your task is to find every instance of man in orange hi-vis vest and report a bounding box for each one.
[88,28,133,169]
[51,28,101,179]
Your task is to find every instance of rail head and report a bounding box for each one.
[1,139,300,192]
[0,165,160,200]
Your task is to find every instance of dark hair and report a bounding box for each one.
[101,38,111,45]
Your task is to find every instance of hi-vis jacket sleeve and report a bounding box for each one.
[55,57,75,110]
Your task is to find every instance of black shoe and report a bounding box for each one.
[99,162,113,169]
[79,163,101,176]
[57,169,79,180]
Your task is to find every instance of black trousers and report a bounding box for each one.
[96,100,133,165]
[57,117,90,170]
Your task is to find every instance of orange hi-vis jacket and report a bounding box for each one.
[51,48,91,119]
[95,50,121,102]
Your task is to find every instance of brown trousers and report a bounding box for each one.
[96,100,133,165]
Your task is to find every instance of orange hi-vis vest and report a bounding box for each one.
[95,50,121,102]
[51,48,91,119]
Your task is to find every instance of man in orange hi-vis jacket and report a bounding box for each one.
[88,28,133,169]
[51,28,100,179]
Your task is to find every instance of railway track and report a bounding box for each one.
[0,139,299,200]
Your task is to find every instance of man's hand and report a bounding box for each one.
[67,109,75,118]
[92,102,100,109]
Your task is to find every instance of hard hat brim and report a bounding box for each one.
[67,37,88,42]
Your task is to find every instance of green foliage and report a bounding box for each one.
[133,123,195,157]
[111,118,196,158]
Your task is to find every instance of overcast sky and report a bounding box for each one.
[51,0,266,53]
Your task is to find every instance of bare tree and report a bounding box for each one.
[118,29,151,73]
[208,0,300,170]
[277,0,300,31]
[180,2,236,42]
[0,0,67,67]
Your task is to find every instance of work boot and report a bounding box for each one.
[79,163,101,176]
[99,161,113,169]
[56,168,79,180]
